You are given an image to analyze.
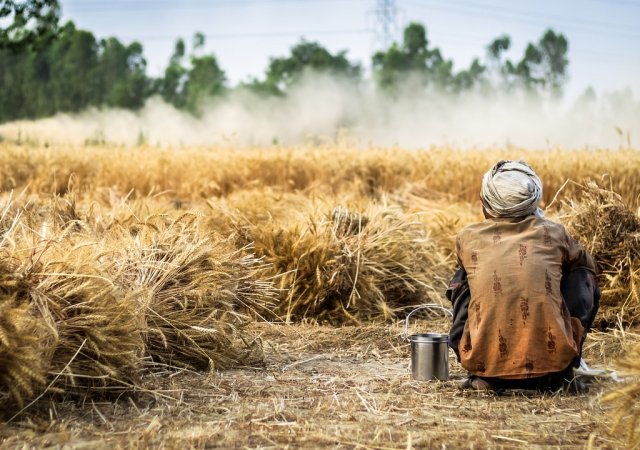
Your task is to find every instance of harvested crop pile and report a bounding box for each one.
[0,211,143,410]
[1,204,276,413]
[0,272,50,409]
[602,342,640,448]
[250,204,450,323]
[390,182,483,258]
[116,215,273,371]
[204,189,317,240]
[32,240,144,395]
[0,204,52,410]
[560,182,640,327]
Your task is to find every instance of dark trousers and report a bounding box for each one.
[479,370,572,391]
[447,267,600,388]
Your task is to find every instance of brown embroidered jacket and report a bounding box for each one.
[455,216,596,379]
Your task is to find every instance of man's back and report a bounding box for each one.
[455,216,593,379]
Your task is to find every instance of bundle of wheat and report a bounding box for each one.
[203,189,316,243]
[560,182,640,327]
[0,196,142,405]
[0,201,34,411]
[602,342,640,448]
[250,203,450,323]
[0,205,54,410]
[0,272,51,409]
[31,240,144,394]
[332,204,451,321]
[251,216,341,322]
[390,182,483,259]
[116,215,271,371]
[0,190,90,244]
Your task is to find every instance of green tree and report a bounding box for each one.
[534,29,569,94]
[0,18,154,122]
[96,38,149,109]
[0,0,61,120]
[0,0,60,50]
[490,29,569,95]
[0,13,572,124]
[487,35,511,61]
[183,35,226,114]
[372,22,485,93]
[155,34,226,112]
[0,48,27,120]
[192,31,205,52]
[20,39,53,117]
[251,40,361,95]
[158,38,188,108]
[453,58,486,92]
[47,21,100,112]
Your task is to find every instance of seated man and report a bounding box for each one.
[447,160,600,393]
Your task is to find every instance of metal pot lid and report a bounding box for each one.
[408,333,449,343]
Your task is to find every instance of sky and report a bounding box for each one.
[60,0,640,101]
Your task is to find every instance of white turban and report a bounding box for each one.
[480,160,544,218]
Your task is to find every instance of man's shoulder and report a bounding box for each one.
[456,221,497,245]
[457,217,569,238]
[457,221,488,238]
[534,217,568,234]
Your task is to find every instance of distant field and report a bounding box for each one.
[0,143,638,448]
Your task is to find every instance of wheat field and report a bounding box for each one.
[0,142,639,449]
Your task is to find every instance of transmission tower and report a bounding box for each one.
[373,0,399,50]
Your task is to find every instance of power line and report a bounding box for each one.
[587,0,640,8]
[117,26,633,66]
[65,0,640,37]
[404,0,640,40]
[121,29,370,42]
[419,0,639,33]
[65,0,640,40]
[65,0,323,3]
[64,0,363,12]
[61,0,638,65]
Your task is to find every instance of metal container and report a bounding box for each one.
[409,333,449,381]
[404,305,453,381]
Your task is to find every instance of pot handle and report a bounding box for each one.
[403,304,453,341]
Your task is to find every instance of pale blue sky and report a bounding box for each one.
[61,0,640,100]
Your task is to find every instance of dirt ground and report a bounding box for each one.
[0,318,635,450]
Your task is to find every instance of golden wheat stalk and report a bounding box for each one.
[559,181,640,327]
[113,215,273,371]
[602,342,640,448]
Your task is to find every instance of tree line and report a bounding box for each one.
[0,0,569,123]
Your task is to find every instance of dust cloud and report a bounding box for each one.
[0,73,638,148]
